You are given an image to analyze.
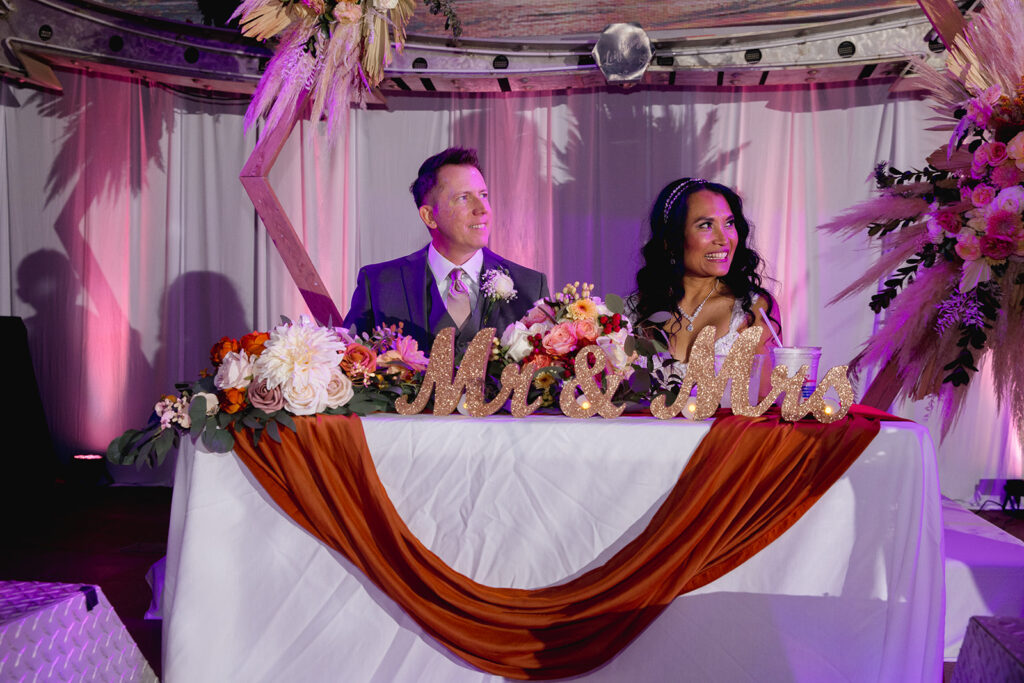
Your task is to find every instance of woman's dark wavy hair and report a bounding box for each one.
[629,178,779,335]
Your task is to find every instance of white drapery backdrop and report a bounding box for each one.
[1,68,1019,497]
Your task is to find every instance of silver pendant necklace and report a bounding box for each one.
[678,280,718,332]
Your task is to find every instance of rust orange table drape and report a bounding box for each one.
[231,408,885,680]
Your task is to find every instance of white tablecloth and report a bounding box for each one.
[162,414,944,682]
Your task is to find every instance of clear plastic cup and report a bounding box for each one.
[770,346,822,401]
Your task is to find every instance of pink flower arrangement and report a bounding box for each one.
[498,282,636,386]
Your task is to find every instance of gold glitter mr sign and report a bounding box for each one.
[396,326,854,422]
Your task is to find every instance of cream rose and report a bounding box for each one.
[192,392,220,416]
[993,185,1024,214]
[373,0,399,9]
[597,328,634,378]
[282,376,329,415]
[488,272,516,299]
[325,367,354,409]
[501,322,535,362]
[214,350,254,390]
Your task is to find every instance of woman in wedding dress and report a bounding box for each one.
[630,178,782,382]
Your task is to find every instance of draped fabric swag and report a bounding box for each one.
[232,409,883,679]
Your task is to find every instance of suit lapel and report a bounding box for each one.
[398,247,438,341]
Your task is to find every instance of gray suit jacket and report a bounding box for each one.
[343,245,549,355]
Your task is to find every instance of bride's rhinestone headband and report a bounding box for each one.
[662,178,708,223]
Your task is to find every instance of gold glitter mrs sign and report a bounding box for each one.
[394,326,855,423]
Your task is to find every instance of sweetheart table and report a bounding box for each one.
[161,413,943,682]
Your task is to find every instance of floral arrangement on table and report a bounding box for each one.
[107,316,426,467]
[232,0,461,137]
[492,282,650,407]
[820,0,1024,435]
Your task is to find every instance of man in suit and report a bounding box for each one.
[343,147,548,355]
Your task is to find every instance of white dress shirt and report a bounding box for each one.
[427,244,483,311]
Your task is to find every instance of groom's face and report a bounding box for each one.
[420,164,492,265]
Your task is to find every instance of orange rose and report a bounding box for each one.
[525,352,553,368]
[210,337,240,367]
[240,331,270,357]
[340,344,378,379]
[219,387,247,414]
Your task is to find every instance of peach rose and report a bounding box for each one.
[210,337,240,367]
[1008,131,1024,166]
[572,318,600,344]
[241,331,270,357]
[955,233,982,261]
[542,322,579,356]
[340,344,378,379]
[522,302,557,327]
[971,184,997,208]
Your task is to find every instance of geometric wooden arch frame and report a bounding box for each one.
[240,102,343,327]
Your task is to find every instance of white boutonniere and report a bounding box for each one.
[481,267,517,324]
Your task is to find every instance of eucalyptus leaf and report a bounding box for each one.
[189,398,208,434]
[252,428,262,448]
[624,336,636,355]
[604,293,625,315]
[203,426,235,453]
[266,420,281,443]
[138,436,156,465]
[217,410,233,428]
[628,368,652,394]
[247,407,270,421]
[646,311,673,324]
[106,429,140,465]
[154,427,175,465]
[242,414,265,430]
[273,411,296,433]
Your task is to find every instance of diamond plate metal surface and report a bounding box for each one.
[0,581,158,682]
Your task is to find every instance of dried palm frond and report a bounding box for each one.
[828,222,927,304]
[818,195,930,239]
[948,0,1024,97]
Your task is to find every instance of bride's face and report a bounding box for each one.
[682,190,738,279]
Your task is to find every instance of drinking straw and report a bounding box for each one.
[759,308,783,348]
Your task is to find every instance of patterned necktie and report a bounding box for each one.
[446,268,471,328]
